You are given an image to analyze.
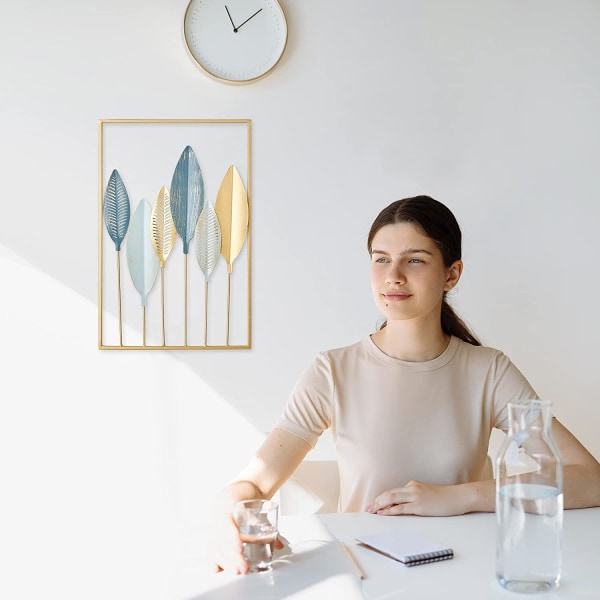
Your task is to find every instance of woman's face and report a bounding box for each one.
[369,222,461,324]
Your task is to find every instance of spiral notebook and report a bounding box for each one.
[355,528,454,567]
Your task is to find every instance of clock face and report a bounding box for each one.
[184,0,288,83]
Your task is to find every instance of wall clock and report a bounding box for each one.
[183,0,288,84]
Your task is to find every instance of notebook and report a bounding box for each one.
[355,528,454,567]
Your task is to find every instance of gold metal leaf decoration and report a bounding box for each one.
[214,166,248,345]
[150,186,176,267]
[215,166,248,274]
[150,185,176,345]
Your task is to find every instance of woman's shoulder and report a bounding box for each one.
[307,337,383,372]
[456,337,504,356]
[453,337,517,371]
[294,339,368,387]
[318,338,368,361]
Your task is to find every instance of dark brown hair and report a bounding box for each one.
[367,195,481,346]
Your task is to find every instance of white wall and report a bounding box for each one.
[2,1,600,597]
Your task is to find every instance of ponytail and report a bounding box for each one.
[441,298,481,346]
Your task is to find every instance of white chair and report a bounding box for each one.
[278,460,340,515]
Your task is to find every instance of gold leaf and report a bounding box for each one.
[214,166,248,274]
[150,186,177,267]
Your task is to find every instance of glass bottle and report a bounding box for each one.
[495,399,563,593]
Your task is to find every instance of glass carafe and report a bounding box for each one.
[495,399,563,593]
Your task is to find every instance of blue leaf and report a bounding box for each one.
[126,200,160,307]
[103,169,130,251]
[170,146,204,254]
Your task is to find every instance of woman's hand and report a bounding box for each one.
[211,514,247,574]
[209,429,313,573]
[365,480,488,516]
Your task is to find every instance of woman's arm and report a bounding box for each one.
[366,419,600,517]
[465,418,600,513]
[552,418,600,509]
[211,428,312,573]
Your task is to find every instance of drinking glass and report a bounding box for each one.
[233,499,279,573]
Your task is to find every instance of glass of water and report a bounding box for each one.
[233,499,279,573]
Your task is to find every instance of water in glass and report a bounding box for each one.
[239,524,278,572]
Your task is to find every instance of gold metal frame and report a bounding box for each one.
[98,118,252,350]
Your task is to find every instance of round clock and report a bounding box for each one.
[183,0,288,84]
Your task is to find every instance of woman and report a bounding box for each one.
[212,195,600,574]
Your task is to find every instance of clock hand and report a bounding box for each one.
[224,5,237,31]
[235,8,263,31]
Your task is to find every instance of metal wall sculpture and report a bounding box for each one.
[98,119,251,349]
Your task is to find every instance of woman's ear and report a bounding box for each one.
[444,260,463,291]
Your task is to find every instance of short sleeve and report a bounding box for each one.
[274,353,334,448]
[490,351,539,432]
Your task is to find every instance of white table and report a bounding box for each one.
[183,508,600,599]
[322,510,600,599]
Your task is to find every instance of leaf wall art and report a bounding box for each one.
[98,119,251,349]
[102,168,130,345]
[170,145,204,346]
[215,165,249,346]
[126,199,159,346]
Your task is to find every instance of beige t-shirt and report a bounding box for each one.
[275,335,538,512]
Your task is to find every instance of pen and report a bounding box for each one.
[342,542,367,580]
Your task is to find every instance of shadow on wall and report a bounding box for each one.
[1,246,269,596]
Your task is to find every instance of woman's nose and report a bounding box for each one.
[386,265,406,285]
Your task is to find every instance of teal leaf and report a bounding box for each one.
[126,200,160,307]
[170,145,204,254]
[103,169,130,251]
[195,201,222,281]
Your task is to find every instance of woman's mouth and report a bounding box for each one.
[383,292,412,301]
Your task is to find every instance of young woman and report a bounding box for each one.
[212,195,600,574]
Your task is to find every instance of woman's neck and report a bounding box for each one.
[370,320,450,362]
